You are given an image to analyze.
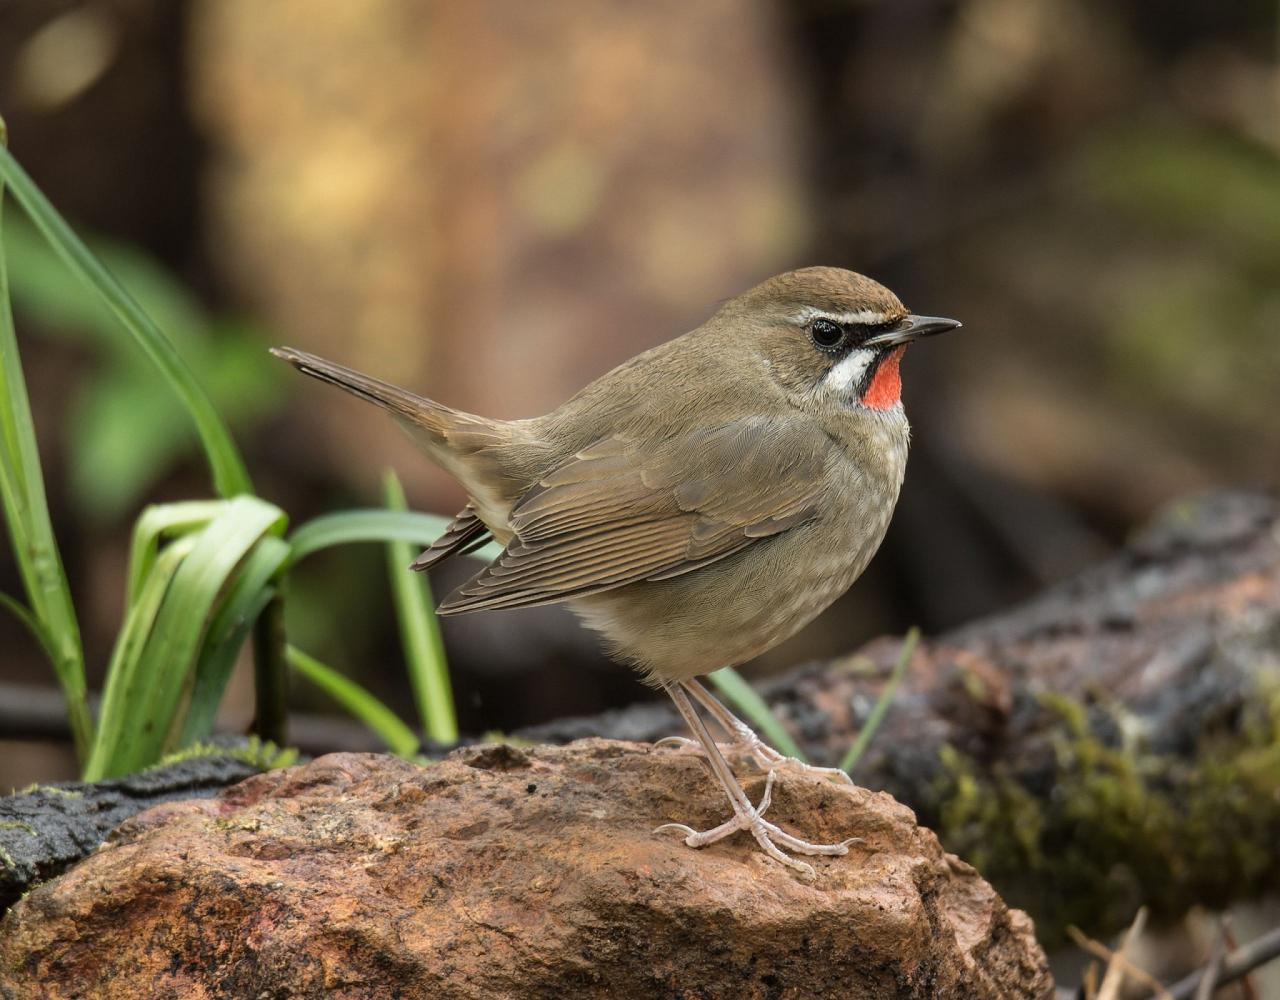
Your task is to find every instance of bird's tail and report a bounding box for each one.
[270,346,464,440]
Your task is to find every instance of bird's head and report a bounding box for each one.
[722,266,961,412]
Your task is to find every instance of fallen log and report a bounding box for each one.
[0,748,272,913]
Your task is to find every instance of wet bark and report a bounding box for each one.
[0,754,258,913]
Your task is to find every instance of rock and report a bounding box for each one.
[0,742,1053,999]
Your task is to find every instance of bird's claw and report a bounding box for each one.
[657,731,855,787]
[767,755,856,786]
[653,770,860,876]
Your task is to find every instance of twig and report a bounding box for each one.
[1165,926,1280,1000]
[1194,918,1228,1000]
[1067,911,1172,1000]
[1219,919,1258,1000]
[1099,906,1149,1000]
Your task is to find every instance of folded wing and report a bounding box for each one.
[436,418,831,615]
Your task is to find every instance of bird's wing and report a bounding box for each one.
[436,418,830,614]
[410,504,493,572]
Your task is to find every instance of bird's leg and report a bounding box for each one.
[679,678,854,786]
[652,687,739,754]
[653,682,858,877]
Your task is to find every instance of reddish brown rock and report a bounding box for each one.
[0,742,1052,999]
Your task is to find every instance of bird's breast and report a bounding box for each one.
[571,409,910,683]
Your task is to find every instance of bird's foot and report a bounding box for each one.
[654,733,853,786]
[653,735,702,753]
[654,770,861,877]
[654,734,753,762]
[750,743,855,786]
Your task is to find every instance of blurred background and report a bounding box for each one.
[0,0,1277,787]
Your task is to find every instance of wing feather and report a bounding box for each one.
[436,418,830,615]
[409,504,492,572]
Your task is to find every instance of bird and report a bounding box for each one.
[272,266,960,875]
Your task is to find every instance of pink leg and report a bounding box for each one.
[653,682,860,877]
[677,678,854,785]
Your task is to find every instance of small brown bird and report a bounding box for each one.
[273,266,959,874]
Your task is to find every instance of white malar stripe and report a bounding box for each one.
[791,306,890,327]
[824,348,875,394]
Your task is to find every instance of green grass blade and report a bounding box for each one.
[84,535,196,780]
[0,142,251,498]
[287,644,420,757]
[383,471,457,745]
[179,535,290,746]
[135,498,286,764]
[707,667,807,762]
[4,213,287,520]
[0,129,92,760]
[86,496,286,778]
[126,501,224,604]
[286,508,501,567]
[838,627,920,775]
[0,591,55,662]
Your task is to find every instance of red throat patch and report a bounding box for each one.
[862,346,905,410]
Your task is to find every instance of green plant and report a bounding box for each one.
[707,667,806,761]
[704,627,919,772]
[286,644,421,757]
[3,212,284,520]
[0,122,490,777]
[839,627,918,773]
[0,121,91,760]
[383,471,458,745]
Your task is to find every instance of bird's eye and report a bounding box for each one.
[809,318,846,351]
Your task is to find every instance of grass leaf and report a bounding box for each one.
[0,590,55,662]
[0,141,252,498]
[287,644,420,757]
[4,213,287,518]
[125,501,225,604]
[85,496,287,779]
[84,534,197,780]
[180,536,291,746]
[838,627,919,774]
[707,667,806,762]
[286,508,501,567]
[0,129,92,759]
[383,471,457,745]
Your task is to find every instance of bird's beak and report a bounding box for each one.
[864,314,962,348]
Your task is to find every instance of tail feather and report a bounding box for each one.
[270,346,457,436]
[272,346,526,527]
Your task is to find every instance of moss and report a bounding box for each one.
[936,747,1045,877]
[930,678,1280,945]
[14,783,82,797]
[152,736,298,772]
[0,824,35,878]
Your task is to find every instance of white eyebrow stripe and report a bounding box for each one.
[823,347,875,394]
[791,307,891,327]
